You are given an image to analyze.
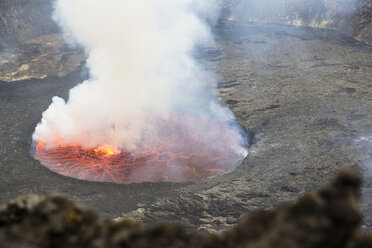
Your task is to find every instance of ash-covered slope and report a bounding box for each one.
[0,169,371,248]
[0,0,371,82]
[227,0,372,45]
[2,0,370,47]
[0,0,371,237]
[0,0,84,82]
[0,0,58,48]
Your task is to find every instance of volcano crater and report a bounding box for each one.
[0,17,371,231]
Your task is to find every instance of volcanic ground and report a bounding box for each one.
[0,20,371,232]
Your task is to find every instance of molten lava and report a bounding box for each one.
[33,114,248,183]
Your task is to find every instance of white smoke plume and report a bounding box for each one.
[33,0,247,156]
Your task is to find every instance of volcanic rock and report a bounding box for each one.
[0,0,371,237]
[226,0,372,45]
[0,0,58,48]
[0,169,370,248]
[0,0,85,82]
[224,168,362,248]
[1,0,371,82]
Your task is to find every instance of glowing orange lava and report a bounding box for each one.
[33,114,249,183]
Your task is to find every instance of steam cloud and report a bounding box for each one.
[33,0,247,157]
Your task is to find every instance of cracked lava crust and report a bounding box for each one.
[32,113,249,183]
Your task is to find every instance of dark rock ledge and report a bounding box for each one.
[0,168,372,248]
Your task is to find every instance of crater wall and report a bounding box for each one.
[0,0,58,48]
[226,0,372,45]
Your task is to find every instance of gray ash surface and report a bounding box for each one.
[0,21,371,232]
[0,169,370,248]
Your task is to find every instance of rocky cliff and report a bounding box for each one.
[0,0,370,82]
[0,0,59,48]
[0,0,84,82]
[0,169,371,248]
[1,0,371,48]
[227,0,372,45]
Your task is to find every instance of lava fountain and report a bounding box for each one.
[32,0,249,183]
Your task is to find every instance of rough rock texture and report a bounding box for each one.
[227,0,372,45]
[0,34,85,81]
[0,0,85,82]
[0,0,58,48]
[0,0,371,238]
[0,0,371,81]
[0,20,371,233]
[352,0,372,44]
[0,169,370,248]
[224,168,363,248]
[119,21,372,232]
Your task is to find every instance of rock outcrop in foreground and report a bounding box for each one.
[0,168,371,248]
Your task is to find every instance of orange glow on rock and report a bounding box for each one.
[33,114,248,183]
